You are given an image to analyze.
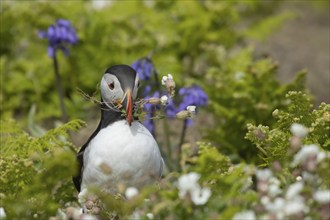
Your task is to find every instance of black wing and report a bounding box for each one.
[72,98,128,191]
[72,121,102,192]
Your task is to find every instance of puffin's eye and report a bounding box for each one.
[108,82,115,90]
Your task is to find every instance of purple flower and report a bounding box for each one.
[39,19,78,58]
[165,85,208,126]
[131,57,154,81]
[178,85,208,111]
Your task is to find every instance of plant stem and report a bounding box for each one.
[177,119,187,170]
[153,68,175,170]
[53,53,68,123]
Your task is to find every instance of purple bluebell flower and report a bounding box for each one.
[165,85,208,126]
[131,57,154,81]
[178,85,208,111]
[38,19,78,58]
[143,85,152,97]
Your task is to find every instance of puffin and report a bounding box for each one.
[73,65,163,194]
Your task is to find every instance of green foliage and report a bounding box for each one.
[1,1,328,220]
[0,0,287,123]
[203,47,307,162]
[0,119,85,219]
[246,11,296,41]
[246,91,330,165]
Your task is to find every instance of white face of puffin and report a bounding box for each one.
[100,73,140,109]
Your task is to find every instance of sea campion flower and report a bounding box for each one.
[131,57,154,80]
[177,172,211,205]
[290,123,308,138]
[38,19,78,58]
[125,187,139,199]
[313,190,330,204]
[160,95,168,106]
[232,210,256,220]
[291,144,326,167]
[186,105,196,114]
[161,74,175,97]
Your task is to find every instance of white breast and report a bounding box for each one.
[81,120,163,193]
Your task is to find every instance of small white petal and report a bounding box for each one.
[290,123,308,138]
[81,214,98,220]
[232,210,256,220]
[191,187,211,205]
[161,76,168,85]
[146,213,154,219]
[286,181,304,200]
[125,187,139,199]
[291,144,320,167]
[284,199,306,216]
[186,105,196,113]
[0,207,6,219]
[160,95,168,105]
[177,172,201,198]
[313,190,330,204]
[256,169,273,181]
[167,74,173,79]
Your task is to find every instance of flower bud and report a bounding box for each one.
[147,97,161,105]
[176,110,191,119]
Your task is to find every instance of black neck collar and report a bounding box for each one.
[99,98,125,129]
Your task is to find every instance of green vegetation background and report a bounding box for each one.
[0,1,329,219]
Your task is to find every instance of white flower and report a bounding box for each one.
[78,188,89,205]
[291,144,320,166]
[0,207,6,219]
[160,95,168,105]
[316,150,329,163]
[161,74,173,85]
[268,183,282,197]
[284,198,306,216]
[261,196,270,206]
[161,76,168,85]
[302,171,314,182]
[256,169,273,181]
[290,123,308,138]
[125,187,139,199]
[130,210,140,220]
[146,213,154,219]
[232,210,256,220]
[186,105,196,113]
[191,187,211,205]
[286,181,304,200]
[91,0,112,10]
[264,197,285,218]
[268,177,282,196]
[81,214,98,220]
[177,172,200,198]
[313,190,330,204]
[177,172,211,205]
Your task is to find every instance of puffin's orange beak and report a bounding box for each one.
[125,89,133,126]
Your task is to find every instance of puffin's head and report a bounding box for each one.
[100,65,140,126]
